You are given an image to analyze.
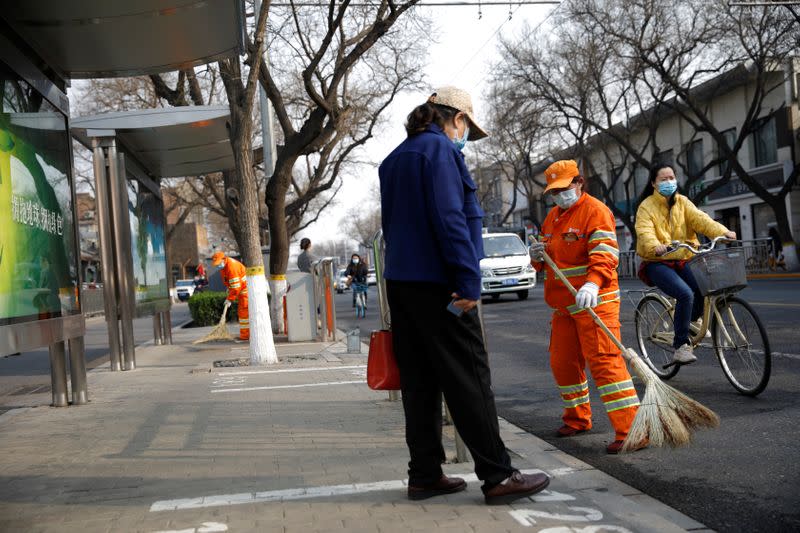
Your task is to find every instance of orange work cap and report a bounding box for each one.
[544,160,580,193]
[211,251,225,266]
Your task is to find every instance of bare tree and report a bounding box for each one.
[257,1,425,330]
[569,0,800,262]
[490,0,799,259]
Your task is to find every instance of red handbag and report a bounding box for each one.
[367,330,401,390]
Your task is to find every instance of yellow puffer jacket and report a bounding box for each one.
[635,192,729,261]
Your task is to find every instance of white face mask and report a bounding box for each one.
[553,188,580,210]
[352,258,359,264]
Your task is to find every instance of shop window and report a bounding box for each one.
[751,116,777,167]
[686,140,704,182]
[718,128,736,177]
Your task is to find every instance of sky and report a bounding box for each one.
[299,2,558,248]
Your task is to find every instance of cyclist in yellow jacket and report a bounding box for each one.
[635,164,735,365]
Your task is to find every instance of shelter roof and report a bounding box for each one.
[71,106,236,178]
[2,0,244,79]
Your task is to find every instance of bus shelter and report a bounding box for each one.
[0,0,244,407]
[72,106,236,372]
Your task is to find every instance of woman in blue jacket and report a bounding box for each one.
[379,86,549,505]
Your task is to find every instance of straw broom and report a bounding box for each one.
[535,244,719,451]
[193,301,234,344]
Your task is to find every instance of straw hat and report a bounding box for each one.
[544,160,580,193]
[427,86,488,141]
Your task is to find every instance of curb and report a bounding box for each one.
[747,272,800,280]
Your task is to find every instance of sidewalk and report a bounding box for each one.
[0,323,711,532]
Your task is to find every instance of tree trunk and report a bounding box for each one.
[266,166,290,334]
[768,195,798,270]
[229,117,278,365]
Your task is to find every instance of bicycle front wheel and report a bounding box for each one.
[635,294,680,380]
[712,296,771,396]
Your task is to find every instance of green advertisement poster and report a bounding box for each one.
[0,66,79,325]
[127,179,168,310]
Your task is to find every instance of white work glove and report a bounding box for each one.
[575,282,599,309]
[529,242,546,263]
[223,300,231,313]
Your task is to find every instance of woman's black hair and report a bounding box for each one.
[644,163,678,208]
[405,102,459,137]
[300,237,311,250]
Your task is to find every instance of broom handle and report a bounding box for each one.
[531,237,631,360]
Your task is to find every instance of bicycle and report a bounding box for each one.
[633,236,771,396]
[351,281,368,319]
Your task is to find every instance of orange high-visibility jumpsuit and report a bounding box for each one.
[536,193,639,440]
[221,257,249,341]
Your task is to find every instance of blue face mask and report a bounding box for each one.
[453,119,469,151]
[657,180,678,197]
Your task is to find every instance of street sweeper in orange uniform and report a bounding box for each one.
[211,251,249,341]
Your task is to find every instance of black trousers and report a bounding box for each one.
[386,280,514,488]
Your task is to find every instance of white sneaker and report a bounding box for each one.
[673,344,697,364]
[690,319,711,339]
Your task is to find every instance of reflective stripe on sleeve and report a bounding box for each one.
[589,243,619,258]
[589,230,617,242]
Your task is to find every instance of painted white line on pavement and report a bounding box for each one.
[219,365,366,376]
[150,469,546,511]
[749,302,800,308]
[210,380,365,393]
[773,351,800,360]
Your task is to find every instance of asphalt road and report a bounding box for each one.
[335,279,800,533]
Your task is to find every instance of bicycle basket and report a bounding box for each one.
[687,248,747,296]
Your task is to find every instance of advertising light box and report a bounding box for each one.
[126,178,168,313]
[0,62,79,325]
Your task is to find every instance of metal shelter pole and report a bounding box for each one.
[47,341,69,407]
[109,149,136,370]
[153,313,163,346]
[68,336,89,404]
[92,139,122,371]
[163,311,173,344]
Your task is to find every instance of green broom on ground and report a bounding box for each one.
[193,301,234,344]
[532,238,719,451]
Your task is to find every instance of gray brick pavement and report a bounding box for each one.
[0,325,709,532]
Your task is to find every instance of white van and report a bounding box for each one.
[480,232,536,300]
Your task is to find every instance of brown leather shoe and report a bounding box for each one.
[607,438,649,454]
[407,475,467,500]
[556,425,589,438]
[483,471,550,505]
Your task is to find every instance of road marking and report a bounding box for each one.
[773,352,800,360]
[210,380,365,394]
[153,522,227,533]
[150,469,545,511]
[748,301,800,308]
[218,365,366,376]
[510,507,603,526]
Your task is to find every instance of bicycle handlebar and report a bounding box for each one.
[659,235,736,256]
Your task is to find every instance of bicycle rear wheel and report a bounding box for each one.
[635,294,680,379]
[712,296,771,396]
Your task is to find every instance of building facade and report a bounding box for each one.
[480,61,800,263]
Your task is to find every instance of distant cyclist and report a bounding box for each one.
[635,163,736,366]
[345,253,369,308]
